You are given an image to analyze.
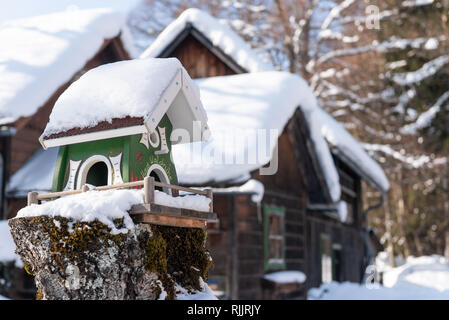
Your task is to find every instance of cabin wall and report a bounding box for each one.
[207,131,308,300]
[0,136,11,219]
[305,212,365,289]
[205,193,234,299]
[305,160,366,291]
[165,34,236,79]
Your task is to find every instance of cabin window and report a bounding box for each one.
[76,155,112,188]
[320,234,332,283]
[263,205,285,270]
[332,244,343,282]
[336,162,359,225]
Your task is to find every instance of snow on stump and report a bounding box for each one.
[8,189,214,300]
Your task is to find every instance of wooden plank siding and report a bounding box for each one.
[305,212,365,290]
[305,154,365,291]
[171,35,235,78]
[164,34,236,79]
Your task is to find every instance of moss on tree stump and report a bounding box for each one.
[8,216,212,300]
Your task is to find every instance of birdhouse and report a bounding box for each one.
[39,58,208,192]
[32,58,215,228]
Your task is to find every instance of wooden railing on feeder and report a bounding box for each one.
[27,177,216,229]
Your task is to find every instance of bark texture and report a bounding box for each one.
[8,216,211,300]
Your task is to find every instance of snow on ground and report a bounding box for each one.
[141,8,273,73]
[308,254,449,300]
[382,255,449,292]
[263,271,306,284]
[315,107,390,192]
[173,72,341,202]
[15,188,211,234]
[0,294,9,300]
[0,220,23,267]
[42,57,203,138]
[0,8,134,125]
[176,278,218,300]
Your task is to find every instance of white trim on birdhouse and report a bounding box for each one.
[180,71,209,138]
[144,70,182,133]
[40,125,148,150]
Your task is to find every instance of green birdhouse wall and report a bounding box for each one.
[52,114,178,192]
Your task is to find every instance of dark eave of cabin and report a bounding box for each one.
[330,147,384,194]
[156,22,248,75]
[291,107,334,205]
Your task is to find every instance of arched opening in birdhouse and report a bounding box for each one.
[147,164,171,194]
[77,155,112,188]
[86,162,108,187]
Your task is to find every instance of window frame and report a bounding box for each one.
[263,204,286,270]
[320,233,333,283]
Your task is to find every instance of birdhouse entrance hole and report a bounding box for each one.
[77,155,113,188]
[86,162,108,187]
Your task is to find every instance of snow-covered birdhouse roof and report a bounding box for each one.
[140,8,274,73]
[0,8,135,126]
[40,58,209,149]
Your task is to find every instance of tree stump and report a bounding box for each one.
[8,216,212,300]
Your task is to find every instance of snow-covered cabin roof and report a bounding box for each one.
[0,8,135,126]
[40,58,209,149]
[140,8,273,73]
[6,147,59,197]
[173,71,342,202]
[315,108,390,192]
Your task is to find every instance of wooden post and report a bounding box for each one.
[206,189,213,212]
[27,192,39,206]
[144,176,155,204]
[82,185,90,193]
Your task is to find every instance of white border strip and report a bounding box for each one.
[41,125,148,149]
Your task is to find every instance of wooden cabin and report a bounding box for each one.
[2,9,133,220]
[140,8,389,299]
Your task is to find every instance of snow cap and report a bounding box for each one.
[140,8,274,73]
[40,58,209,149]
[0,8,134,126]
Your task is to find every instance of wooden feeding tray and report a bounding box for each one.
[27,177,216,229]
